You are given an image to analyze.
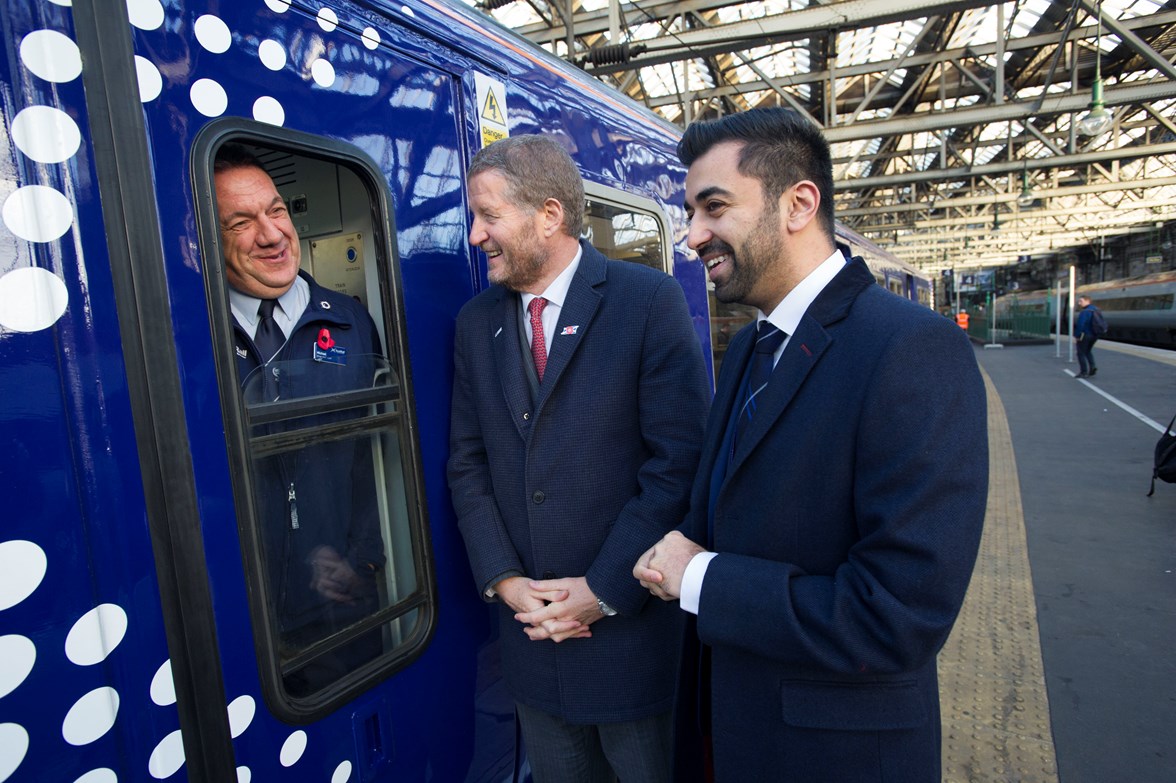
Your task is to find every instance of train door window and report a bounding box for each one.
[583,181,671,272]
[194,128,432,716]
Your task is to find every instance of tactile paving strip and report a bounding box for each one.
[938,369,1060,783]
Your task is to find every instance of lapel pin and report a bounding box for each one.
[561,325,579,335]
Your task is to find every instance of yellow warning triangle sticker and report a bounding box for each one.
[482,90,505,126]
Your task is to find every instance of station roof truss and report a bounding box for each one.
[465,0,1176,272]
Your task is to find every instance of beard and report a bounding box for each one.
[708,203,783,306]
[486,236,548,292]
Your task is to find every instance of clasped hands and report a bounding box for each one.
[496,575,601,643]
[500,531,705,643]
[633,531,705,601]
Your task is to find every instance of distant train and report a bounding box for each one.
[0,1,931,781]
[992,270,1176,347]
[839,223,932,308]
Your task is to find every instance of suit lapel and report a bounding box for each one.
[692,323,754,541]
[727,257,875,473]
[534,241,605,411]
[491,289,536,438]
[729,319,829,472]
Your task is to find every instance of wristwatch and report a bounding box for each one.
[596,597,618,616]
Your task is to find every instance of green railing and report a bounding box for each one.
[964,307,1052,343]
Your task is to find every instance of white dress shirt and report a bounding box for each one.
[679,249,846,614]
[520,246,582,356]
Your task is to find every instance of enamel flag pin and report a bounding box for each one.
[560,325,579,335]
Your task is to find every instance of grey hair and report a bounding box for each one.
[468,134,585,237]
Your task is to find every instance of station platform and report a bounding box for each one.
[939,340,1176,783]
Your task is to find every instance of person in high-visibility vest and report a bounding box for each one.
[955,311,970,329]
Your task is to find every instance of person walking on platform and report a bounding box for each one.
[1074,295,1104,378]
[447,134,711,783]
[634,107,989,783]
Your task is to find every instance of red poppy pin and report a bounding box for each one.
[317,328,335,350]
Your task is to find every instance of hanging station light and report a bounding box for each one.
[1017,169,1035,207]
[1078,0,1114,137]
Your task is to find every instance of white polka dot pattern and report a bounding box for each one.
[279,730,308,767]
[252,96,285,126]
[0,267,69,332]
[64,604,128,667]
[126,0,165,31]
[2,185,74,243]
[62,687,120,746]
[0,541,47,610]
[11,105,82,164]
[72,769,117,783]
[135,55,163,102]
[147,729,185,779]
[190,77,229,117]
[226,695,255,738]
[194,14,232,54]
[19,30,82,83]
[149,660,176,706]
[1,1,391,778]
[0,723,30,781]
[0,636,35,699]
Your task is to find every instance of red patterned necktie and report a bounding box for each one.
[528,297,549,381]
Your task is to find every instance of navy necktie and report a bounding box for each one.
[734,321,786,448]
[254,298,285,362]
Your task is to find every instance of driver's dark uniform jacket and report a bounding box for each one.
[232,270,386,649]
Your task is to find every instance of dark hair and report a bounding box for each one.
[214,142,266,175]
[468,134,585,237]
[677,108,835,238]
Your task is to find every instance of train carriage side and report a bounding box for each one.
[2,4,182,782]
[0,0,709,781]
[992,271,1176,347]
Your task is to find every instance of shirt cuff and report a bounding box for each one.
[679,552,718,615]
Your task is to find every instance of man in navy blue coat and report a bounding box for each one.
[635,108,988,782]
[447,134,710,782]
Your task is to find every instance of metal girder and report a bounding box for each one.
[833,141,1176,191]
[637,0,990,50]
[624,12,1176,103]
[1082,0,1176,82]
[822,79,1176,143]
[484,0,1176,271]
[515,0,733,43]
[842,175,1176,215]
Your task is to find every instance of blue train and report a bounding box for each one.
[0,1,929,781]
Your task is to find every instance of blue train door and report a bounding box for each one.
[65,1,505,780]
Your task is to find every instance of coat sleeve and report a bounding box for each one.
[447,310,525,598]
[586,276,711,615]
[697,315,988,674]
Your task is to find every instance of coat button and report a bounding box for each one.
[523,412,530,420]
[532,490,545,504]
[542,571,557,580]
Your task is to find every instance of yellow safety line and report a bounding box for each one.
[938,368,1059,783]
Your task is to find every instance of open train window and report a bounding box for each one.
[192,122,433,720]
[583,182,671,273]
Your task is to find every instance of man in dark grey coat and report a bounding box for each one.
[447,134,710,782]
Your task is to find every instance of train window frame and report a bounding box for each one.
[191,120,436,722]
[582,181,673,273]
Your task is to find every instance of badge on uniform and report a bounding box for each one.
[313,328,347,365]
